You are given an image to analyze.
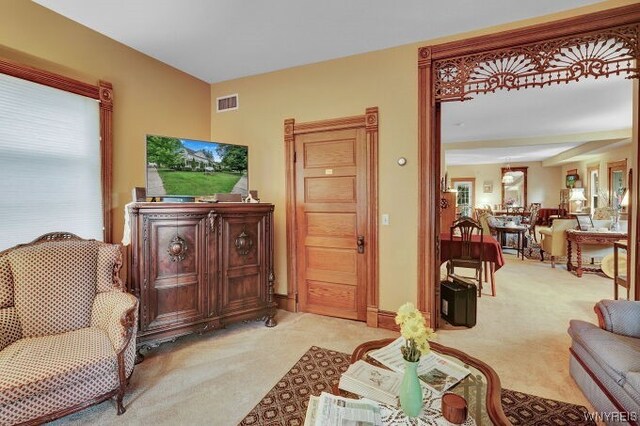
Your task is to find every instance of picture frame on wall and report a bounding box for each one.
[566,174,579,188]
[483,182,493,193]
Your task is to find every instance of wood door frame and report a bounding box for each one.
[419,4,640,327]
[608,159,628,212]
[284,107,380,326]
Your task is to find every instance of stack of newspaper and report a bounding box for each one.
[338,360,401,407]
[304,392,383,426]
[368,337,470,394]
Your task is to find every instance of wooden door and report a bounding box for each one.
[295,128,368,320]
[143,214,206,331]
[219,212,268,316]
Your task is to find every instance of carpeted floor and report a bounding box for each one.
[240,346,595,426]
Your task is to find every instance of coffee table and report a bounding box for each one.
[348,338,510,425]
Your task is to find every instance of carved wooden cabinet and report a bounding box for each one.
[128,202,276,350]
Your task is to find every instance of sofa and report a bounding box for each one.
[569,300,640,424]
[0,233,138,425]
[538,218,627,267]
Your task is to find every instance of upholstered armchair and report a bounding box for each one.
[538,218,578,267]
[569,300,640,418]
[0,233,138,425]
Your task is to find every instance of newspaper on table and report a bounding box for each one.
[368,337,469,394]
[304,392,383,426]
[338,360,401,407]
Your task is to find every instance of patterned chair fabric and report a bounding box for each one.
[568,301,640,417]
[0,233,138,425]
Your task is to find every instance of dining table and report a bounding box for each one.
[440,233,505,296]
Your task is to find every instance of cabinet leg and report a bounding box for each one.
[265,314,277,327]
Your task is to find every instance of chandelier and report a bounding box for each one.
[502,158,514,184]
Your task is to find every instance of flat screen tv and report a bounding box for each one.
[145,134,248,198]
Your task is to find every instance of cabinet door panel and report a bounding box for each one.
[143,215,206,330]
[220,214,267,314]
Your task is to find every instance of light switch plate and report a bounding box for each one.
[382,214,390,225]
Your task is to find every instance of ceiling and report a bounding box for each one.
[34,0,602,84]
[443,73,633,165]
[33,0,632,165]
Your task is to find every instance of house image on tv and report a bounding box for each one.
[178,147,216,170]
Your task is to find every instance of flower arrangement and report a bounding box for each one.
[395,303,436,362]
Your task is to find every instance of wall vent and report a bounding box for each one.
[216,94,238,112]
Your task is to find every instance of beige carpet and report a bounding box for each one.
[50,253,609,425]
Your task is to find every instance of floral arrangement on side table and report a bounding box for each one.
[394,303,436,417]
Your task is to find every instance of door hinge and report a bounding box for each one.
[293,151,297,163]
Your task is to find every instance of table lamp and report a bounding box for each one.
[569,189,587,212]
[621,189,629,208]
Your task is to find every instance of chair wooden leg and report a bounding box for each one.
[490,262,496,297]
[484,261,488,282]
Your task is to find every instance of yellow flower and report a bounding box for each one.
[395,302,416,325]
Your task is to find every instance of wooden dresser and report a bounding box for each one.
[127,202,276,352]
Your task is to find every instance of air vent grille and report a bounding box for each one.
[217,94,238,112]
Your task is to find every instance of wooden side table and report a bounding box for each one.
[614,241,629,300]
[565,230,627,278]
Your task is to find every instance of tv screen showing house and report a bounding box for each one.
[145,135,248,198]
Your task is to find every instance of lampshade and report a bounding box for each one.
[502,174,514,184]
[621,189,629,207]
[569,189,587,201]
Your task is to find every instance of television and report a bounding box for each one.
[145,134,248,199]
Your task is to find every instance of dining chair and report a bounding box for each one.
[447,217,485,297]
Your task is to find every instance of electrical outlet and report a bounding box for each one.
[382,214,390,225]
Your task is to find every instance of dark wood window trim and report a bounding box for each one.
[418,4,640,326]
[0,57,113,242]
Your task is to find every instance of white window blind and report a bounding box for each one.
[0,73,102,251]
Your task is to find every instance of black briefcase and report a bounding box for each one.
[440,275,477,327]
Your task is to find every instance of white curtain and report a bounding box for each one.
[0,73,102,251]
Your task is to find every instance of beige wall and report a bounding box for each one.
[447,162,563,209]
[209,0,637,311]
[560,144,632,210]
[0,1,211,243]
[1,0,637,312]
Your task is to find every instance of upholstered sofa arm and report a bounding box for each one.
[0,307,22,351]
[91,291,138,354]
[595,300,640,338]
[537,227,552,236]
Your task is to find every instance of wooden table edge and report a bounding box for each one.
[351,338,511,426]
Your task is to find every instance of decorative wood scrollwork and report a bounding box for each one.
[434,25,640,101]
[234,227,254,256]
[167,235,188,262]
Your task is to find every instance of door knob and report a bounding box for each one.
[357,235,365,254]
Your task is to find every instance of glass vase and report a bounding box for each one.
[610,211,621,232]
[399,359,423,418]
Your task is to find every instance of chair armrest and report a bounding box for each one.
[0,307,22,351]
[91,291,138,354]
[594,300,640,338]
[538,227,552,236]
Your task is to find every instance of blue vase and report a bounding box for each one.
[399,360,423,417]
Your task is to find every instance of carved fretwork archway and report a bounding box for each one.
[434,24,639,101]
[418,5,640,331]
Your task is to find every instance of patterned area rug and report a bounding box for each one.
[239,346,595,426]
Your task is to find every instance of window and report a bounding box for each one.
[588,166,599,209]
[451,178,475,218]
[0,68,111,250]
